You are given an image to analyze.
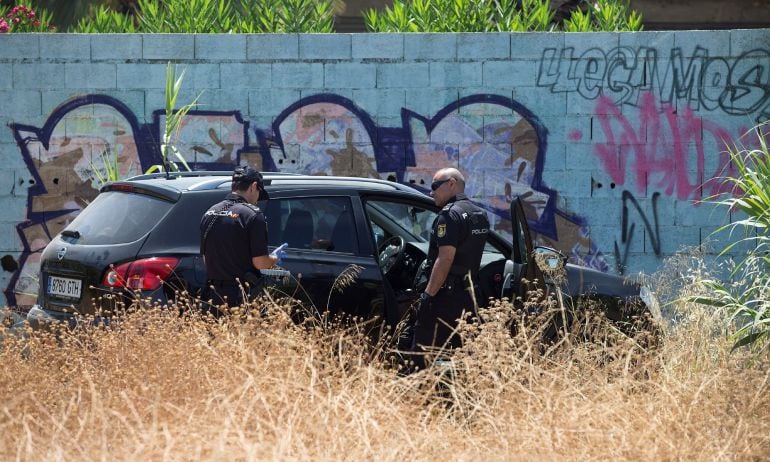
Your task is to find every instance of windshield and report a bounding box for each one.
[62,191,173,245]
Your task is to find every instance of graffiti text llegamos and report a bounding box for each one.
[537,46,770,121]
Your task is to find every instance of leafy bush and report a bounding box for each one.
[694,123,770,352]
[0,3,55,32]
[69,0,336,33]
[71,4,136,33]
[364,0,643,32]
[564,0,642,32]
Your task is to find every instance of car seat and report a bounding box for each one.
[283,209,314,249]
[330,209,357,253]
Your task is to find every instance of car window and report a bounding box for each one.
[365,200,436,242]
[61,191,173,245]
[264,196,358,253]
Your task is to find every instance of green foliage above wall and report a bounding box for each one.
[363,0,643,33]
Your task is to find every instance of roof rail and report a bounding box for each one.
[126,170,302,181]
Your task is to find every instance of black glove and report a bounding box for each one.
[411,291,433,317]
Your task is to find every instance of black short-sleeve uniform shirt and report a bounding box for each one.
[200,193,269,281]
[427,193,489,277]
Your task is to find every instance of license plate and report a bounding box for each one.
[47,275,82,299]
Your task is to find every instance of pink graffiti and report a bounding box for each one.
[593,92,746,201]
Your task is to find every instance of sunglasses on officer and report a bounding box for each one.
[430,178,452,191]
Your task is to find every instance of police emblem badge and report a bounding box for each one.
[437,223,446,238]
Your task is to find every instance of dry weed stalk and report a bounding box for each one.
[0,255,768,460]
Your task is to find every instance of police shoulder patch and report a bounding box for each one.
[437,223,446,238]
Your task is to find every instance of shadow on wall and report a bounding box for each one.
[5,92,603,307]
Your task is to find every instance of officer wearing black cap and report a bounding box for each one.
[409,167,489,370]
[199,166,280,310]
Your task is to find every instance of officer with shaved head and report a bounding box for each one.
[409,167,490,371]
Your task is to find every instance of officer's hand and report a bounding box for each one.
[270,243,288,265]
[412,291,433,316]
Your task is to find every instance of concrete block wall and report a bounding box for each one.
[0,30,768,307]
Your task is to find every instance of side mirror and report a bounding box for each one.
[533,246,567,272]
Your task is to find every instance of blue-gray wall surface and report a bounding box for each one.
[1,30,769,307]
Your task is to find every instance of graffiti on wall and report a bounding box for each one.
[6,93,606,306]
[538,46,770,122]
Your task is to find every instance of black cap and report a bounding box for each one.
[233,166,269,200]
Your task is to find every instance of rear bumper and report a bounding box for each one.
[26,305,78,330]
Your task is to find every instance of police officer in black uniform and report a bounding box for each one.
[410,167,489,370]
[199,166,280,311]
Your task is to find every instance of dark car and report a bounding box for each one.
[28,171,661,333]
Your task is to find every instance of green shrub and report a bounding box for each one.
[364,0,642,32]
[693,123,770,352]
[70,5,136,33]
[135,0,237,33]
[235,0,336,33]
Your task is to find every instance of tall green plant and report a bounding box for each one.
[90,146,130,187]
[70,5,136,33]
[235,0,336,33]
[692,123,770,352]
[364,0,642,32]
[146,63,202,174]
[135,0,236,33]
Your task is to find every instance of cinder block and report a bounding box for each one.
[542,142,566,171]
[457,90,515,115]
[220,63,271,89]
[620,254,665,278]
[534,115,566,143]
[300,34,351,60]
[65,63,117,89]
[0,120,16,144]
[564,32,620,54]
[429,62,482,87]
[353,89,406,117]
[194,89,248,113]
[0,34,39,59]
[566,91,602,116]
[142,34,195,60]
[195,34,246,60]
[248,89,301,117]
[675,200,727,227]
[352,34,403,60]
[301,88,353,101]
[673,31,730,58]
[271,63,323,88]
[730,29,770,56]
[40,90,87,116]
[572,197,621,226]
[117,63,167,89]
[618,31,675,54]
[483,60,539,87]
[458,33,509,60]
[40,34,90,60]
[324,63,376,88]
[13,64,63,90]
[144,89,203,120]
[658,225,701,254]
[183,63,220,89]
[247,34,298,60]
[91,34,142,60]
[592,224,644,255]
[95,90,146,120]
[511,32,563,61]
[404,34,456,60]
[0,90,41,117]
[0,64,10,89]
[405,89,459,118]
[376,63,429,88]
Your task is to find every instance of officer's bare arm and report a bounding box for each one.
[425,245,456,296]
[252,254,278,270]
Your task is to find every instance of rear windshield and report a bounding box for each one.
[62,191,174,245]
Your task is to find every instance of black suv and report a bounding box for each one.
[29,172,661,330]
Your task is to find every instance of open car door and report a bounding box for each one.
[501,196,544,301]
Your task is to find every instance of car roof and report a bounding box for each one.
[114,171,429,200]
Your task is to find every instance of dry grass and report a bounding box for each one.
[1,260,769,461]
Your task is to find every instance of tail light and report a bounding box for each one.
[102,257,179,291]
